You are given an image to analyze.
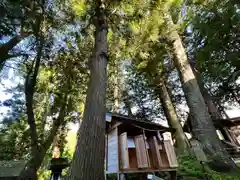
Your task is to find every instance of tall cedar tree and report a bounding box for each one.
[67,1,108,180]
[155,74,190,155]
[134,47,190,154]
[163,11,237,170]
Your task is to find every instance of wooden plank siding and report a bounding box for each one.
[164,140,178,168]
[134,135,149,168]
[143,131,151,168]
[148,136,163,168]
[119,132,130,169]
[106,128,118,173]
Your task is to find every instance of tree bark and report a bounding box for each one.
[122,90,134,117]
[164,12,235,168]
[190,62,222,120]
[19,96,68,180]
[154,75,190,155]
[190,62,240,150]
[24,36,44,164]
[113,68,119,113]
[39,92,50,143]
[66,1,108,180]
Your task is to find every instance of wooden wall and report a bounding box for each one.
[106,128,118,174]
[105,124,178,175]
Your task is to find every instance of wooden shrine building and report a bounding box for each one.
[184,116,240,161]
[105,113,178,179]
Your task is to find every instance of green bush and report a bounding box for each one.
[178,155,240,180]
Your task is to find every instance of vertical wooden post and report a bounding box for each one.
[135,134,149,168]
[140,173,147,180]
[119,132,129,169]
[119,173,126,180]
[170,171,177,180]
[143,130,151,167]
[229,128,240,146]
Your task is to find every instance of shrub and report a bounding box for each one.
[178,155,240,180]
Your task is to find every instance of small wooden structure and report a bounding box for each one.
[0,160,27,180]
[184,116,240,160]
[105,113,178,179]
[215,117,240,160]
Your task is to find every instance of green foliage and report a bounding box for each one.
[0,0,23,36]
[186,0,240,106]
[65,130,77,159]
[178,156,240,180]
[72,0,87,17]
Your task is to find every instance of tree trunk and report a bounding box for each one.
[39,92,50,143]
[53,122,68,155]
[122,90,134,117]
[113,68,119,113]
[190,63,240,150]
[154,75,190,155]
[19,96,68,180]
[24,36,44,166]
[66,1,108,180]
[164,12,235,169]
[21,34,44,179]
[190,62,222,120]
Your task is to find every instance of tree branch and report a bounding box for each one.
[0,32,29,58]
[24,37,44,156]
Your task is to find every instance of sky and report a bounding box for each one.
[0,70,18,117]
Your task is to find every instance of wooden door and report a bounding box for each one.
[164,140,178,168]
[119,132,129,169]
[134,135,149,168]
[148,136,163,168]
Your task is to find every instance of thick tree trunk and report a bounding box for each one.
[190,63,240,149]
[190,62,222,120]
[164,12,235,169]
[66,1,108,180]
[155,75,190,155]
